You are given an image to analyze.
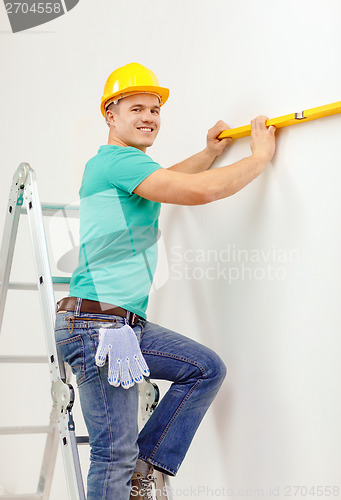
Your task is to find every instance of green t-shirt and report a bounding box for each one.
[69,145,163,319]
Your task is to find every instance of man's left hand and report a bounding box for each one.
[206,120,233,157]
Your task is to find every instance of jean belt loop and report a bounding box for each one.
[75,297,82,317]
[125,310,130,325]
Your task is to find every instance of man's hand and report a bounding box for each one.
[250,116,276,163]
[206,120,233,158]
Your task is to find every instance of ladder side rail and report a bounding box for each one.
[23,164,86,500]
[61,410,86,500]
[154,472,173,500]
[23,164,63,384]
[0,165,26,332]
[37,412,62,500]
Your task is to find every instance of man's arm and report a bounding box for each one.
[166,121,232,174]
[133,116,276,205]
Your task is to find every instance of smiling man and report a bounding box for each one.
[54,63,276,500]
[106,94,161,150]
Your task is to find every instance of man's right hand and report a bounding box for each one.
[250,115,276,164]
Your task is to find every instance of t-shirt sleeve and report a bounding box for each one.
[106,147,163,194]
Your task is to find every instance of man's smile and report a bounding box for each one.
[137,126,154,132]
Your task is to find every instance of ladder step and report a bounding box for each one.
[20,203,79,214]
[0,356,47,363]
[6,277,70,291]
[41,202,79,211]
[52,277,71,284]
[0,494,43,499]
[76,436,89,445]
[7,283,38,291]
[0,425,53,435]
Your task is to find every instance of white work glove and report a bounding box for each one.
[95,324,150,389]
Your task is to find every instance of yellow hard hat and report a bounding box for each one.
[100,62,169,117]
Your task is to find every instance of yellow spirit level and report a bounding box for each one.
[218,101,341,140]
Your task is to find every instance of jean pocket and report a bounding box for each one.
[87,320,123,330]
[55,330,85,386]
[88,320,143,347]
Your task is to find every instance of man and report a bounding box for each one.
[54,62,276,500]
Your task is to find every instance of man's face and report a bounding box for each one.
[108,93,161,152]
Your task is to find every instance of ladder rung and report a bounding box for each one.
[6,277,70,291]
[76,436,89,445]
[0,425,53,435]
[18,203,80,219]
[41,203,79,213]
[0,495,43,499]
[52,277,71,284]
[8,282,38,291]
[20,203,79,213]
[0,356,47,363]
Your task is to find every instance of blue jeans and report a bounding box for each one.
[54,305,227,500]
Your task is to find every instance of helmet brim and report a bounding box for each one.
[101,86,169,117]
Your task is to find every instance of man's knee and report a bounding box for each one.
[205,351,227,386]
[90,443,139,468]
[214,355,227,383]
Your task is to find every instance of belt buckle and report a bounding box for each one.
[130,312,137,325]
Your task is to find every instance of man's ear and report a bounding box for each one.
[106,109,115,127]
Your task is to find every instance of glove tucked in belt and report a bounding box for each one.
[95,324,150,389]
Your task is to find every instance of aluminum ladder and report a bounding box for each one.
[0,163,172,499]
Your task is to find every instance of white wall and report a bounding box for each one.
[1,0,341,498]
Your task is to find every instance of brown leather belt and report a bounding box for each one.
[56,297,142,326]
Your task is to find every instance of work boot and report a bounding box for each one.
[130,465,156,500]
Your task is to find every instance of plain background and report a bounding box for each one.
[0,0,341,498]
